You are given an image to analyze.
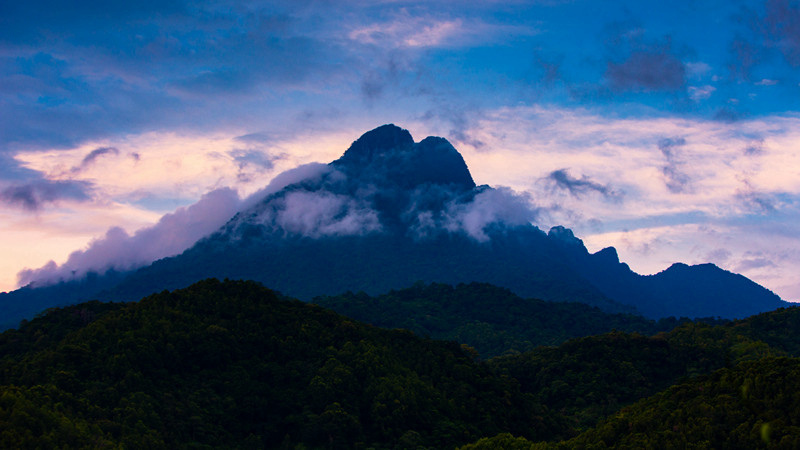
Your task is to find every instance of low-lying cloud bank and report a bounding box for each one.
[412,186,539,242]
[17,162,337,288]
[17,188,242,287]
[0,179,94,211]
[16,129,549,289]
[260,189,383,238]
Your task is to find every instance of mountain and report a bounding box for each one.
[0,124,788,329]
[547,226,787,318]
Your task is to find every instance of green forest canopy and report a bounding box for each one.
[1,278,799,449]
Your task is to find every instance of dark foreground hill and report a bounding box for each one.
[0,124,788,330]
[0,279,562,449]
[1,279,800,448]
[313,282,702,358]
[463,305,800,448]
[465,358,800,449]
[485,304,800,431]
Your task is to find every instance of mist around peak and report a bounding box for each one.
[9,124,786,323]
[15,162,334,289]
[221,125,538,243]
[16,126,537,289]
[17,188,243,288]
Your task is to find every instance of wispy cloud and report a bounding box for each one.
[348,11,538,49]
[545,169,622,200]
[736,256,777,271]
[688,85,716,101]
[80,147,119,167]
[459,105,800,300]
[763,0,800,66]
[607,49,687,92]
[602,21,687,93]
[350,17,465,48]
[229,149,282,182]
[657,137,691,194]
[18,187,243,287]
[0,179,93,211]
[442,187,539,242]
[68,147,121,175]
[736,179,779,214]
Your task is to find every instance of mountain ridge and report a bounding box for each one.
[0,124,788,329]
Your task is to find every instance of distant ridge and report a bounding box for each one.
[547,225,786,318]
[0,124,788,329]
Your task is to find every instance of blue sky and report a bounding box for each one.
[2,0,800,300]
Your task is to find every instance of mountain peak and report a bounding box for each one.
[332,124,475,189]
[548,225,582,245]
[593,246,621,265]
[336,124,415,166]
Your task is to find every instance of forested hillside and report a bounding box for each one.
[464,305,800,448]
[313,282,700,358]
[1,279,799,448]
[463,358,800,449]
[0,279,561,449]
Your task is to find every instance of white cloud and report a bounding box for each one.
[350,18,463,48]
[14,133,272,206]
[240,163,331,210]
[688,85,716,101]
[443,187,538,241]
[348,11,538,49]
[272,190,382,238]
[685,61,712,78]
[18,188,243,287]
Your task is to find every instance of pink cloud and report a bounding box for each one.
[18,187,242,287]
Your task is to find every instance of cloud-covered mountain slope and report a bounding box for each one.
[0,125,788,328]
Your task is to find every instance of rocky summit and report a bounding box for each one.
[333,124,476,190]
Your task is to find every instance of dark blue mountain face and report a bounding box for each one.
[332,125,475,190]
[547,226,786,319]
[0,124,789,329]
